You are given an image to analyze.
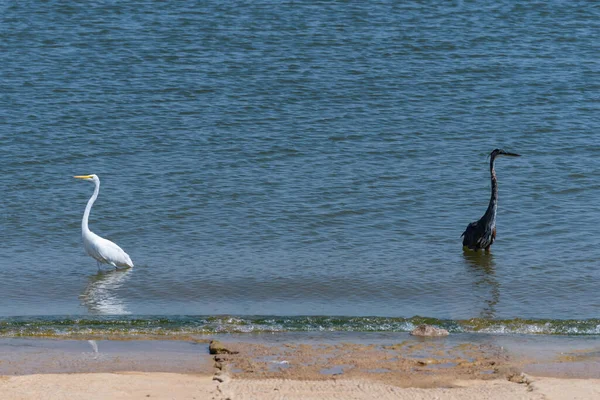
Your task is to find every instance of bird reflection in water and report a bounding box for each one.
[80,269,132,315]
[462,250,500,319]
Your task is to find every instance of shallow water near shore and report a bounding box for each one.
[1,333,599,379]
[2,1,600,330]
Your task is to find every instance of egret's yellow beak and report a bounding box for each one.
[74,175,93,180]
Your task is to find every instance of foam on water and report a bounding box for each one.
[1,316,600,337]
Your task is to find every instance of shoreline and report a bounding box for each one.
[0,333,599,398]
[3,315,600,336]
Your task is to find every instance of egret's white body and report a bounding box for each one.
[74,174,134,269]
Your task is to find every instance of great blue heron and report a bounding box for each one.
[461,149,520,251]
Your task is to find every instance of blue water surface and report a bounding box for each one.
[1,1,600,326]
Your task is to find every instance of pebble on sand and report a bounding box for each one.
[410,324,449,337]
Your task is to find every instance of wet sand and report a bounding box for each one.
[0,334,599,399]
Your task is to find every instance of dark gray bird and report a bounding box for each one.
[462,149,521,251]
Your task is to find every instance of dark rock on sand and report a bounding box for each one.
[209,340,239,355]
[410,324,449,337]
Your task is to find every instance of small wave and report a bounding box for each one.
[1,316,600,338]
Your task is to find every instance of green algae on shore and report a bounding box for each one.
[1,315,600,338]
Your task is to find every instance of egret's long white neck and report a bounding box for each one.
[82,179,100,234]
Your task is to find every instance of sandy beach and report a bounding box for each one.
[0,334,599,399]
[2,372,600,400]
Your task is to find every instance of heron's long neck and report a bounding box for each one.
[82,180,100,234]
[483,156,498,226]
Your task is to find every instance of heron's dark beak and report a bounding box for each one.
[500,151,520,157]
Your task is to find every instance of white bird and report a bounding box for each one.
[74,174,134,270]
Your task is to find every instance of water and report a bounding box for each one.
[1,1,600,335]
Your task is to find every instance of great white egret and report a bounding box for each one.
[74,174,134,269]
